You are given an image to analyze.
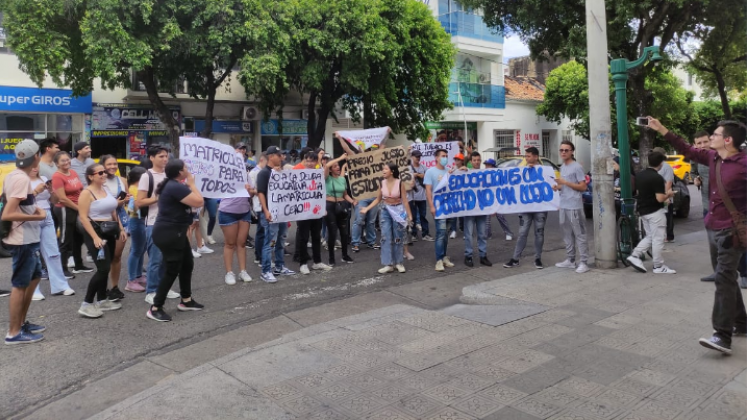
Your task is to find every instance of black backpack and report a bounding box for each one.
[0,193,12,239]
[139,171,155,219]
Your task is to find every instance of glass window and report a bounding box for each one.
[494,130,514,149]
[0,113,46,131]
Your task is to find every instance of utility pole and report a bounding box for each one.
[585,0,617,268]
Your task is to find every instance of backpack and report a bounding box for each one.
[139,171,155,219]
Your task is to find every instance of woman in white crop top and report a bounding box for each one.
[76,163,127,318]
[360,162,412,275]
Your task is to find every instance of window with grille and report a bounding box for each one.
[494,130,514,148]
[542,131,551,158]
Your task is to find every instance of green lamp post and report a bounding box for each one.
[610,46,664,210]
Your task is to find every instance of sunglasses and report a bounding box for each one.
[559,149,572,152]
[94,170,106,176]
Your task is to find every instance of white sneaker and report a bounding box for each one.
[192,249,202,258]
[145,292,155,305]
[60,288,76,296]
[167,290,180,299]
[300,264,311,275]
[653,265,677,274]
[197,245,214,254]
[67,257,75,268]
[626,255,647,273]
[32,293,45,301]
[506,234,513,241]
[206,235,217,245]
[98,300,122,311]
[239,270,252,282]
[443,257,455,268]
[395,264,406,273]
[311,262,332,271]
[575,263,590,273]
[225,272,237,285]
[284,242,290,247]
[307,242,312,248]
[555,259,576,269]
[260,272,277,283]
[378,265,394,274]
[405,252,415,261]
[78,302,103,318]
[435,260,445,272]
[449,231,456,239]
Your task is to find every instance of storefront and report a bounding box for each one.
[260,119,308,153]
[91,103,181,160]
[0,85,92,161]
[193,119,254,146]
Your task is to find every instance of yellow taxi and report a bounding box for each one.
[664,155,692,183]
[494,156,562,179]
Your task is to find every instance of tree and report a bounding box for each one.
[239,0,454,149]
[676,0,747,119]
[1,0,276,148]
[538,61,697,152]
[459,0,708,158]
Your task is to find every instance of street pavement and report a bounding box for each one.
[1,185,736,419]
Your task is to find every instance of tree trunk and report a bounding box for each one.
[201,89,217,139]
[200,63,235,140]
[140,67,181,153]
[713,69,732,119]
[306,91,319,147]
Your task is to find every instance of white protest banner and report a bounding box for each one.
[179,137,249,199]
[337,127,389,151]
[433,166,559,219]
[346,146,411,201]
[412,141,459,170]
[268,169,326,223]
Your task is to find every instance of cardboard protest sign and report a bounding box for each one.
[433,166,559,219]
[179,137,249,199]
[268,169,326,223]
[412,141,459,170]
[337,127,389,151]
[346,146,411,201]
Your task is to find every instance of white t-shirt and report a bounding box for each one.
[137,169,166,226]
[248,166,262,212]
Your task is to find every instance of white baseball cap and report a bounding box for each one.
[15,139,40,168]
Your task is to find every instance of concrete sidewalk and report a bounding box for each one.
[79,232,746,420]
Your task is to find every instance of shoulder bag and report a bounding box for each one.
[715,159,747,248]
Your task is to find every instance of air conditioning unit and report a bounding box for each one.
[242,106,259,120]
[478,74,491,84]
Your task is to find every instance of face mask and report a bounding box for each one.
[439,157,448,166]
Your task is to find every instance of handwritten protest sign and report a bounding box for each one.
[347,146,411,201]
[412,141,459,170]
[433,166,559,219]
[268,169,326,223]
[179,137,249,199]
[337,127,389,151]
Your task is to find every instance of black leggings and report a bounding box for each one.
[324,202,350,264]
[152,224,193,308]
[81,225,117,304]
[55,206,85,269]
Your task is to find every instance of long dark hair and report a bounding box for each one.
[85,163,104,185]
[127,166,146,187]
[155,159,185,196]
[386,162,400,179]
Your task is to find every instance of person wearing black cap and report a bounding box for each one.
[256,146,295,283]
[71,142,95,186]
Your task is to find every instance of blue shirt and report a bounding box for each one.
[424,167,448,193]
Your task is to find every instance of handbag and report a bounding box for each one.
[93,220,120,236]
[715,159,747,248]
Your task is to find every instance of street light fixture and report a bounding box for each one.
[610,46,663,209]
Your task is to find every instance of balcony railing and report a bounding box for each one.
[449,82,505,109]
[438,11,503,43]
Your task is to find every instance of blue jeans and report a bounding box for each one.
[380,206,405,266]
[260,213,287,274]
[127,217,147,281]
[145,225,165,293]
[409,200,429,237]
[204,198,218,236]
[463,215,488,258]
[37,211,71,294]
[435,219,449,261]
[352,198,379,246]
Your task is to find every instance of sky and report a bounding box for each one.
[503,35,530,61]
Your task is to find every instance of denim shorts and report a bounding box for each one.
[7,242,43,288]
[218,211,252,226]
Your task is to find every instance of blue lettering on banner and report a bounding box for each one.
[0,85,92,113]
[434,167,558,218]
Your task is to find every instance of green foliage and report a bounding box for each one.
[239,0,455,147]
[537,61,697,149]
